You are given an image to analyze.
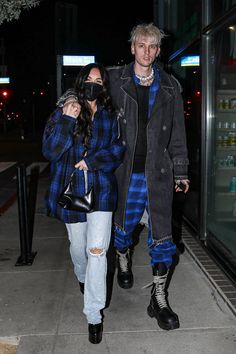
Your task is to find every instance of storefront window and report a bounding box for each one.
[170,45,201,231]
[167,0,201,51]
[207,1,236,25]
[207,22,236,272]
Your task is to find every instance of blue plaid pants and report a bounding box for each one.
[114,173,176,268]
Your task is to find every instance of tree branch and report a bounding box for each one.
[0,0,40,25]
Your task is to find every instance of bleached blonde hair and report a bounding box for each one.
[129,23,165,47]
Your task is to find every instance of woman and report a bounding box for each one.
[42,63,125,344]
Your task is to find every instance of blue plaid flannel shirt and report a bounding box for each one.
[42,105,125,223]
[133,64,160,117]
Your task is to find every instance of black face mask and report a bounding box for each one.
[84,82,103,101]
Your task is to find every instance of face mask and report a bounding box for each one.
[84,82,103,101]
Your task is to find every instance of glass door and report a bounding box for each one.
[170,44,201,231]
[206,19,236,273]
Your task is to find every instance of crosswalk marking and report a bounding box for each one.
[0,162,16,173]
[0,161,49,214]
[0,162,49,179]
[0,162,49,177]
[25,162,49,176]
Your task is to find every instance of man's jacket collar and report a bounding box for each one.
[119,62,175,101]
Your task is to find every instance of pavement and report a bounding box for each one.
[0,170,236,354]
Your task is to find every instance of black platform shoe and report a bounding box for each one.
[116,249,133,289]
[88,323,103,344]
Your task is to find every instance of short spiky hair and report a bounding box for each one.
[129,23,165,47]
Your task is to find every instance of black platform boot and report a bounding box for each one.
[147,263,179,330]
[88,323,103,344]
[116,249,133,289]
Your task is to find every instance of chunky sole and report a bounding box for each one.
[88,324,103,344]
[117,277,134,289]
[89,334,102,344]
[147,304,180,331]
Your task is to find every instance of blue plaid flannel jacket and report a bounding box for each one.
[42,105,125,223]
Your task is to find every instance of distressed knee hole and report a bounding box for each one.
[89,248,105,256]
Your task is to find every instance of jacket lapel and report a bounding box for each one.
[120,64,137,102]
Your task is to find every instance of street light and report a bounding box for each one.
[1,90,9,134]
[1,90,9,99]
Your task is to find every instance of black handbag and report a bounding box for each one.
[58,170,94,212]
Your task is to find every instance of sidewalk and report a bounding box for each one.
[0,173,236,354]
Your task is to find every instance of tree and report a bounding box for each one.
[0,0,40,25]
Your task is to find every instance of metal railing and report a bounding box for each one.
[16,163,37,266]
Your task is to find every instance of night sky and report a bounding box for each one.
[0,0,153,121]
[1,0,153,85]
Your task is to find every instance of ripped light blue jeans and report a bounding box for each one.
[66,211,112,325]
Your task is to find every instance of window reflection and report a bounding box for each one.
[171,46,201,230]
[210,1,236,24]
[207,22,236,266]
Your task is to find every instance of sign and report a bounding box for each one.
[181,56,200,67]
[63,56,95,66]
[0,77,10,84]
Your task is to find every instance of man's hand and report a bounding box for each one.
[175,179,190,193]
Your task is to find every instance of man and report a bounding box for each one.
[108,23,189,330]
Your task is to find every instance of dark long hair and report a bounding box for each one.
[74,62,113,150]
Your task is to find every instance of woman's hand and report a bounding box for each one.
[175,179,190,193]
[63,99,81,119]
[75,160,88,171]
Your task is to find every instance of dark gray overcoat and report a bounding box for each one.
[108,63,189,243]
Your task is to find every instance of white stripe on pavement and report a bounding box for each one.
[0,162,17,173]
[7,162,49,179]
[25,162,49,176]
[0,161,49,178]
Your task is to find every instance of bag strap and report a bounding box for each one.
[84,170,88,193]
[69,169,77,183]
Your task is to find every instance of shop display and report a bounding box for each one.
[215,90,236,220]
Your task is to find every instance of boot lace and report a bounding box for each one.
[152,274,168,309]
[117,250,129,273]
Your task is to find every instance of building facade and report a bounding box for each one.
[154,0,236,277]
